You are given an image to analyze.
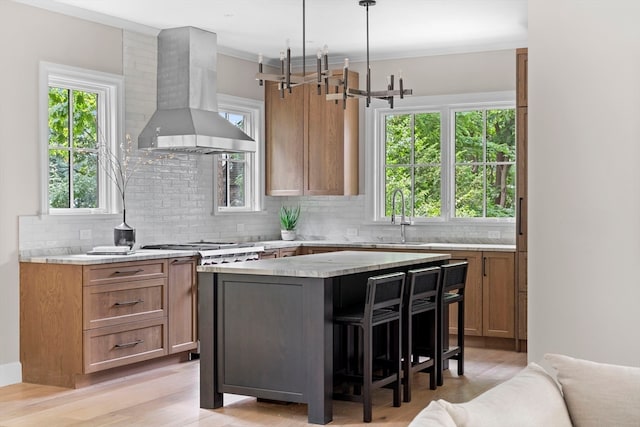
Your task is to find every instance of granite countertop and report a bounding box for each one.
[258,240,515,252]
[197,250,451,278]
[19,240,513,265]
[20,249,198,265]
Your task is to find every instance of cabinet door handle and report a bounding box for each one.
[114,339,144,349]
[112,269,144,276]
[518,197,524,236]
[114,299,144,307]
[171,259,193,265]
[483,257,487,277]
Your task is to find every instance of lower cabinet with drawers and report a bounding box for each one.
[20,256,197,388]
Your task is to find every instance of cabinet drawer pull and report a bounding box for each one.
[114,339,144,349]
[171,259,193,265]
[112,269,144,276]
[114,299,144,307]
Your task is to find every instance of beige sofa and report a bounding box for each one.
[409,353,640,427]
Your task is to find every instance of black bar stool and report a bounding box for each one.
[437,262,469,386]
[402,266,441,402]
[333,272,405,423]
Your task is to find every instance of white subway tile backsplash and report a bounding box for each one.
[18,30,515,257]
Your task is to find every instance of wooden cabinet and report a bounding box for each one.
[265,82,304,195]
[278,246,300,257]
[20,256,197,388]
[517,48,528,108]
[167,257,198,354]
[447,251,483,336]
[481,252,515,338]
[299,246,342,255]
[298,246,516,341]
[446,251,515,339]
[265,70,359,196]
[516,48,528,349]
[259,246,300,259]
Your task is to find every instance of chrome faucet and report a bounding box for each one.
[391,189,411,243]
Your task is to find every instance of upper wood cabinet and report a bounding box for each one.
[516,48,528,107]
[265,70,359,196]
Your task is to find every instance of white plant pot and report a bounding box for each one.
[281,229,296,241]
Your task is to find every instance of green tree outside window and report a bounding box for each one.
[48,86,99,209]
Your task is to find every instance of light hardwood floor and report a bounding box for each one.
[0,347,526,426]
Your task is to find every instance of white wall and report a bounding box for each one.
[0,0,123,386]
[528,0,640,366]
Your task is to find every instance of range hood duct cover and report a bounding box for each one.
[138,27,255,153]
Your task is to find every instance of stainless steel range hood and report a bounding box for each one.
[138,27,255,154]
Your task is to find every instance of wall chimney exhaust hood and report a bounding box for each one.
[139,27,255,154]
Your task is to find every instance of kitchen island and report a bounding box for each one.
[197,250,450,425]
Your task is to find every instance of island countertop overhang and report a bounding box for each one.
[197,250,451,278]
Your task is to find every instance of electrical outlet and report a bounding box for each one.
[347,228,358,237]
[488,231,501,239]
[236,223,245,232]
[79,229,92,240]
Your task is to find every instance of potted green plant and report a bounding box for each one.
[279,205,300,241]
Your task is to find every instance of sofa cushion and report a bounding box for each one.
[438,362,572,427]
[408,400,456,427]
[544,353,640,427]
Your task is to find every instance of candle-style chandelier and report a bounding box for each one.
[256,0,332,98]
[335,0,413,108]
[256,0,412,109]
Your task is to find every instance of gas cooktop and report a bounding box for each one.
[141,241,264,265]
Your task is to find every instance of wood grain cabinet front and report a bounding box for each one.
[83,318,168,373]
[83,277,167,330]
[167,257,198,354]
[20,256,197,388]
[265,70,359,196]
[516,48,528,350]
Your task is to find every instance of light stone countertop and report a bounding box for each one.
[197,250,451,278]
[258,240,515,252]
[20,249,198,265]
[19,240,513,265]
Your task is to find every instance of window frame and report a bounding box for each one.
[367,91,515,224]
[39,62,124,216]
[214,94,264,214]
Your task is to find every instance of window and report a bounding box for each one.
[215,95,264,213]
[373,92,515,222]
[385,112,442,217]
[40,62,123,215]
[454,108,516,218]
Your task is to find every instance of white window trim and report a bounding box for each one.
[39,62,124,216]
[213,94,265,214]
[366,91,515,224]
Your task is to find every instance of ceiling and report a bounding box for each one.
[17,0,528,65]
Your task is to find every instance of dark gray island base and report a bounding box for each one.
[197,251,450,424]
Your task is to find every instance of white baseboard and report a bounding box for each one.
[0,362,22,387]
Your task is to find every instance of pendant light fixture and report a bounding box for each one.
[329,0,412,108]
[256,0,331,98]
[256,0,411,109]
